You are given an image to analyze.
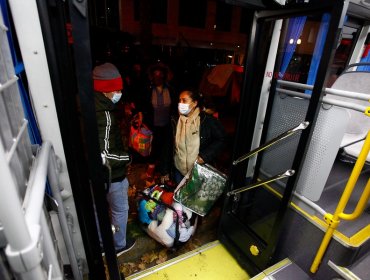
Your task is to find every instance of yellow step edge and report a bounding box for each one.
[126,240,250,280]
[250,258,291,280]
[350,224,370,245]
[261,182,370,247]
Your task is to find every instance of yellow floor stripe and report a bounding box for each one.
[127,241,250,280]
[261,182,370,246]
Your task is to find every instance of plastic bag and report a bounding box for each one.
[174,162,227,216]
[129,124,153,157]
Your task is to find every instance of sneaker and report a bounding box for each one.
[116,238,136,257]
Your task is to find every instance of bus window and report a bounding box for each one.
[327,24,359,87]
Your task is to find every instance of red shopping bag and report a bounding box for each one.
[129,124,153,157]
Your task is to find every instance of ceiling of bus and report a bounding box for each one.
[227,0,370,21]
[349,0,370,20]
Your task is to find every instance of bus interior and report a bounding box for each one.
[0,0,369,279]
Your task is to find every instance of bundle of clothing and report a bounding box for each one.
[137,184,197,248]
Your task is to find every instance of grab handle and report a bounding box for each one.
[233,121,309,165]
[339,179,370,220]
[311,130,370,273]
[227,169,295,196]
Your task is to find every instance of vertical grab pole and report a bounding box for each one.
[310,130,370,273]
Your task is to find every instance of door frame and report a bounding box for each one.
[219,0,347,274]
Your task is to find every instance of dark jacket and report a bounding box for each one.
[94,91,130,181]
[198,112,226,164]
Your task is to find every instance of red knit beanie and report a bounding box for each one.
[93,63,123,92]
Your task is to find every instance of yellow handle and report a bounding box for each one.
[310,130,370,273]
[334,130,370,217]
[339,179,370,220]
[365,106,370,117]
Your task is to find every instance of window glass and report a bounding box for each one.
[326,25,357,86]
[134,0,167,24]
[152,0,168,24]
[178,0,207,28]
[215,2,232,32]
[239,8,249,34]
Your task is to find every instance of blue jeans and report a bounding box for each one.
[107,178,129,250]
[174,168,184,185]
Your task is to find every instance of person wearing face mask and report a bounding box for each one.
[93,62,136,256]
[137,64,178,183]
[173,89,226,184]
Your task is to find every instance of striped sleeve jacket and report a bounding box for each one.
[94,91,130,181]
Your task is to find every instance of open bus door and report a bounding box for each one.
[218,0,349,276]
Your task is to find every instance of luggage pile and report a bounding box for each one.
[137,184,198,248]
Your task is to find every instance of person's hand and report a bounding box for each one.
[137,112,143,127]
[160,174,170,184]
[133,112,143,128]
[136,118,142,128]
[197,156,204,164]
[124,103,132,116]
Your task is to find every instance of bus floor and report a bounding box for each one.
[125,240,250,280]
[112,163,223,278]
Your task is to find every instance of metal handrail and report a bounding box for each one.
[22,142,65,280]
[276,88,369,113]
[0,75,18,92]
[227,169,295,196]
[24,142,51,225]
[3,141,82,280]
[233,121,309,165]
[339,178,370,220]
[6,119,28,163]
[344,62,370,72]
[277,79,370,101]
[310,130,370,273]
[325,87,370,101]
[47,147,82,280]
[0,135,45,279]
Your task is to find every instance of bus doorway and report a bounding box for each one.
[219,0,348,276]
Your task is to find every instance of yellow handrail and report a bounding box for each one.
[339,178,370,220]
[310,130,370,273]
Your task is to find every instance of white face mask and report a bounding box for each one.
[111,92,122,104]
[178,103,192,115]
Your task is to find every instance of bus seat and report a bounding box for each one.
[329,71,370,162]
[259,93,350,201]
